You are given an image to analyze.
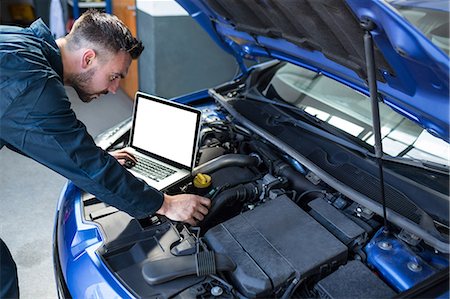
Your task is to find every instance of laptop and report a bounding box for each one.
[124,91,202,191]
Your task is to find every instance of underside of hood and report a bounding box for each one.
[176,0,450,141]
[205,0,394,81]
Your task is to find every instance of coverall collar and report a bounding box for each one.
[29,19,64,81]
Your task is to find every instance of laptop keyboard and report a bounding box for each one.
[134,156,176,182]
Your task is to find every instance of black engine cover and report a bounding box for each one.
[205,195,348,297]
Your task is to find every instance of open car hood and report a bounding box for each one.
[176,0,449,142]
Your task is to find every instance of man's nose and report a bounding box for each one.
[108,79,121,94]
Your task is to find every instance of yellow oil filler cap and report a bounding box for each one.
[193,173,212,189]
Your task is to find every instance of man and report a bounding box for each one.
[0,10,210,298]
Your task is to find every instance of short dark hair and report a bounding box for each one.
[66,9,144,59]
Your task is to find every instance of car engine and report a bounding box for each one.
[82,101,447,298]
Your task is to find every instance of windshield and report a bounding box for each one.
[390,1,449,55]
[260,63,450,168]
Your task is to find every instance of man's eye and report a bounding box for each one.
[110,75,120,81]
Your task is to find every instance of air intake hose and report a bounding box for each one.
[249,141,318,192]
[202,182,259,226]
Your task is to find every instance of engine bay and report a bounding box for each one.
[81,86,448,298]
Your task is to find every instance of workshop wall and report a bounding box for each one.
[136,0,237,99]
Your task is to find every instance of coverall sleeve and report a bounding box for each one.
[1,77,164,219]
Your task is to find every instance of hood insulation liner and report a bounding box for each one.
[205,0,394,82]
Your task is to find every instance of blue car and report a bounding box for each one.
[53,0,449,298]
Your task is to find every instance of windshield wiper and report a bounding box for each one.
[241,92,375,158]
[241,92,449,174]
[382,156,449,175]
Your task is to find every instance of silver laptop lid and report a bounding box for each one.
[129,92,201,170]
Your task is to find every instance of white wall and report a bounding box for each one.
[136,0,188,17]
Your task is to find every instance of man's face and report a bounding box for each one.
[68,51,132,103]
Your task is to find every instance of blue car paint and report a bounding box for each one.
[365,228,447,292]
[55,183,133,298]
[54,1,449,297]
[176,0,450,141]
[55,90,212,298]
[347,0,449,140]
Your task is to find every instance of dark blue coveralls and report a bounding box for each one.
[0,19,164,298]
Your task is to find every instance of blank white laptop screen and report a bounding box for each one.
[132,94,199,168]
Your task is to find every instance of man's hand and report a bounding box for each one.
[109,149,137,166]
[157,194,211,225]
[110,149,210,225]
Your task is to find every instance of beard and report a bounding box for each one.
[66,67,107,103]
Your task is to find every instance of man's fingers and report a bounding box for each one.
[193,211,206,221]
[117,153,136,162]
[185,217,197,226]
[110,149,137,163]
[197,205,209,216]
[159,194,212,225]
[198,196,211,208]
[125,152,137,163]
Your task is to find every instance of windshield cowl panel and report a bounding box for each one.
[221,61,449,226]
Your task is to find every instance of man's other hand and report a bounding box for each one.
[109,149,137,166]
[157,194,211,225]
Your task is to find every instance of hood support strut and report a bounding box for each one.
[361,18,389,234]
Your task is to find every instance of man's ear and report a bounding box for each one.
[81,49,96,68]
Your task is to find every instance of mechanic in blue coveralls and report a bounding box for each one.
[0,10,211,298]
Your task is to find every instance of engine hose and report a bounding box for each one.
[249,141,319,192]
[193,154,259,176]
[281,274,303,299]
[202,182,259,226]
[274,161,320,192]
